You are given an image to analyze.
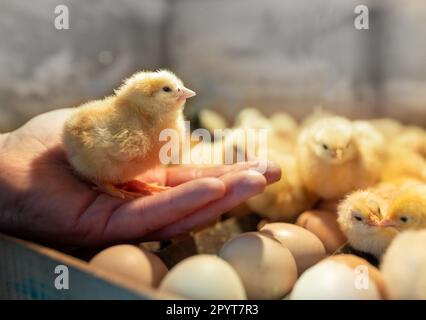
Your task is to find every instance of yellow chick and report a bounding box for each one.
[188,108,273,166]
[63,70,196,199]
[198,108,229,132]
[246,150,318,222]
[269,112,298,140]
[299,107,336,129]
[234,107,272,130]
[228,108,296,163]
[337,189,399,258]
[191,108,299,173]
[297,116,385,200]
[380,184,426,231]
[381,127,426,182]
[368,118,404,142]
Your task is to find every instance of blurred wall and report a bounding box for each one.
[0,0,167,132]
[171,0,426,124]
[0,0,425,132]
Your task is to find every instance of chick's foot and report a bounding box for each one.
[119,180,171,194]
[94,182,149,199]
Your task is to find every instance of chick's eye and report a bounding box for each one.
[399,216,408,223]
[322,144,329,150]
[352,212,363,221]
[162,86,172,92]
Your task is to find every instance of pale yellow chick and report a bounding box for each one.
[234,107,272,130]
[198,108,229,132]
[381,127,426,182]
[246,150,318,222]
[238,108,297,156]
[297,116,385,200]
[380,183,426,231]
[269,112,299,140]
[337,188,399,258]
[368,118,404,142]
[63,70,196,199]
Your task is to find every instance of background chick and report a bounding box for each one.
[63,70,196,199]
[368,118,404,142]
[269,112,299,141]
[198,108,229,132]
[232,109,312,221]
[381,183,426,231]
[226,108,296,163]
[186,108,298,166]
[233,107,272,130]
[187,111,265,166]
[247,150,318,222]
[381,127,426,182]
[337,189,398,258]
[297,116,385,200]
[299,107,336,128]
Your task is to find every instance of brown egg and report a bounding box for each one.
[89,244,168,288]
[291,254,387,300]
[296,210,347,254]
[260,223,327,275]
[219,232,297,300]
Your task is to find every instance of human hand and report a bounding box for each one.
[0,109,280,246]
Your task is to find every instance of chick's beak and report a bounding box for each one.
[331,149,343,160]
[177,87,196,101]
[380,219,399,228]
[367,216,381,227]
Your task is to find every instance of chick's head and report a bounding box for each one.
[382,185,426,231]
[116,70,196,114]
[309,117,357,164]
[338,190,384,235]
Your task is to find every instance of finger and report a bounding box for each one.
[143,170,267,240]
[102,177,226,241]
[166,160,281,186]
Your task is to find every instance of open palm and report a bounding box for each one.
[0,109,280,247]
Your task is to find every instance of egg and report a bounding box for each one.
[89,244,168,288]
[159,254,246,300]
[219,232,297,300]
[291,255,387,300]
[296,210,347,254]
[331,255,388,298]
[419,262,426,300]
[260,223,327,275]
[380,230,426,299]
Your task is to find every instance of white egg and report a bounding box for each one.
[381,230,426,299]
[219,232,297,300]
[291,258,382,300]
[159,254,246,300]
